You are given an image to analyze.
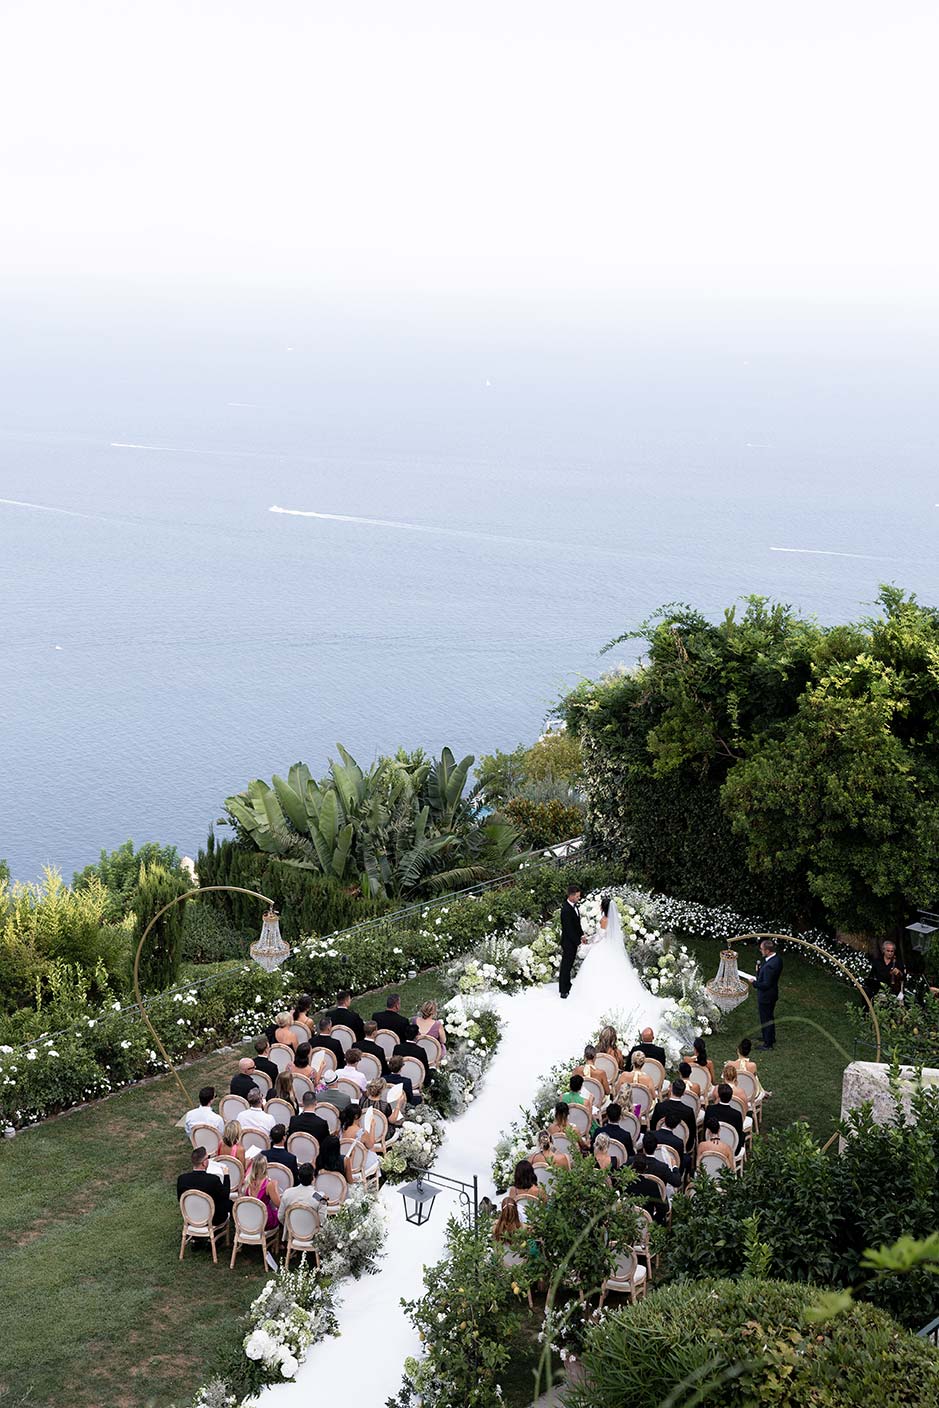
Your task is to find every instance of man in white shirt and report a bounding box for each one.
[237,1088,276,1137]
[183,1085,225,1139]
[278,1162,327,1224]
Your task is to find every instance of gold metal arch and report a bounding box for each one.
[132,885,275,1106]
[730,931,881,1063]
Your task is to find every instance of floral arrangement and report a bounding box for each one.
[241,1264,337,1383]
[380,1103,447,1181]
[311,1185,388,1281]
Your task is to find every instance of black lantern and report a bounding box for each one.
[399,1174,441,1226]
[906,913,939,953]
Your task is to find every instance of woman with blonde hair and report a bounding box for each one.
[243,1153,281,1230]
[219,1120,246,1166]
[617,1049,658,1101]
[273,1011,297,1048]
[415,999,446,1048]
[531,1128,571,1173]
[593,1131,616,1175]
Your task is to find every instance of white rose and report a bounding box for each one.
[280,1352,299,1378]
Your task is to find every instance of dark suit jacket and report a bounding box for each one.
[311,1034,346,1068]
[649,1126,689,1169]
[372,1008,411,1043]
[394,1039,429,1075]
[593,1122,635,1162]
[864,953,904,999]
[651,1099,697,1150]
[254,1056,279,1084]
[714,1101,745,1153]
[560,899,585,954]
[627,1040,667,1068]
[177,1168,231,1224]
[230,1072,256,1098]
[287,1111,342,1171]
[359,1038,389,1075]
[627,1160,679,1223]
[266,1145,299,1176]
[386,1071,418,1104]
[755,953,783,1002]
[327,1006,365,1042]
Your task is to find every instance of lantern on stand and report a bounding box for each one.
[705,948,750,1013]
[250,908,290,973]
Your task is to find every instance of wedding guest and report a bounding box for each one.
[548,1100,586,1153]
[238,1088,275,1138]
[252,1036,279,1085]
[273,1011,297,1049]
[288,1042,315,1077]
[863,939,906,1000]
[650,1080,697,1152]
[184,1086,224,1139]
[618,1050,658,1101]
[492,1197,525,1244]
[592,1102,635,1161]
[230,1058,257,1099]
[561,1072,593,1116]
[593,1131,617,1173]
[288,1092,342,1172]
[313,1068,352,1113]
[627,1027,667,1068]
[219,1120,246,1166]
[696,1111,737,1174]
[625,1145,671,1225]
[265,1124,298,1176]
[393,1022,430,1076]
[371,993,411,1044]
[507,1159,546,1220]
[278,1163,326,1224]
[326,990,366,1043]
[340,1103,381,1180]
[311,1017,346,1069]
[713,1083,745,1153]
[573,1045,610,1096]
[718,1061,751,1115]
[360,1021,390,1076]
[363,1077,396,1124]
[177,1146,232,1226]
[343,1047,369,1092]
[292,994,316,1036]
[415,1000,446,1049]
[386,1055,420,1105]
[531,1128,572,1173]
[244,1154,281,1231]
[733,1038,766,1096]
[690,1037,716,1085]
[648,1107,691,1179]
[597,1024,625,1071]
[273,1073,297,1108]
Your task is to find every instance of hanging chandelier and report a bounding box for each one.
[705,948,750,1013]
[250,908,290,973]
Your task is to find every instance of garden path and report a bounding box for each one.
[260,976,661,1408]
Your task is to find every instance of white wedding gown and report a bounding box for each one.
[565,898,674,1034]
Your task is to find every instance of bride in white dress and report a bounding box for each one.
[565,893,673,1035]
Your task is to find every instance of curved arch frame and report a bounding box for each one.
[132,885,275,1106]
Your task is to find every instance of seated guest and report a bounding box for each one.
[273,1011,297,1049]
[492,1197,525,1245]
[689,1036,716,1085]
[325,989,365,1043]
[592,1102,635,1162]
[733,1038,765,1096]
[531,1128,572,1173]
[273,1072,297,1108]
[265,1124,298,1176]
[618,1050,658,1101]
[287,1092,343,1172]
[548,1101,586,1152]
[360,1021,390,1076]
[626,1026,667,1068]
[593,1131,617,1173]
[718,1061,751,1113]
[177,1145,232,1226]
[507,1159,547,1220]
[561,1072,593,1115]
[386,1055,420,1105]
[371,993,411,1044]
[362,1076,395,1123]
[343,1047,369,1092]
[713,1082,746,1153]
[278,1162,326,1224]
[184,1085,224,1139]
[219,1120,246,1166]
[573,1045,610,1096]
[252,1036,279,1085]
[313,1068,352,1113]
[311,1017,346,1069]
[650,1080,697,1152]
[239,1088,276,1138]
[648,1107,691,1180]
[415,1000,446,1049]
[293,994,316,1036]
[677,1060,694,1083]
[597,1023,625,1071]
[289,1042,315,1077]
[243,1154,281,1231]
[230,1058,257,1098]
[627,1137,679,1225]
[697,1111,737,1174]
[340,1103,381,1180]
[393,1022,430,1076]
[863,939,906,1000]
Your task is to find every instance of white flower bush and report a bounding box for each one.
[241,1263,338,1383]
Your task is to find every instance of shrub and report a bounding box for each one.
[0,869,121,1009]
[503,797,585,848]
[524,1157,639,1298]
[132,863,189,993]
[567,1277,939,1408]
[180,901,245,964]
[73,839,184,920]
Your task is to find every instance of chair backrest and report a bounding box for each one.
[607,1138,628,1169]
[674,1119,692,1149]
[384,1081,407,1110]
[316,1102,340,1134]
[630,1085,653,1119]
[291,1074,315,1103]
[362,1106,388,1144]
[374,1029,398,1060]
[190,1123,221,1155]
[678,1089,699,1114]
[266,1161,294,1195]
[718,1121,740,1153]
[699,1151,731,1178]
[632,1205,653,1248]
[310,1047,337,1076]
[287,1131,320,1166]
[399,1056,425,1089]
[416,1034,442,1067]
[285,1202,322,1242]
[270,1043,294,1072]
[642,1172,667,1203]
[730,1091,750,1118]
[566,1103,590,1137]
[582,1076,604,1108]
[341,1139,367,1176]
[687,1064,710,1095]
[331,1024,356,1053]
[232,1195,267,1238]
[219,1093,248,1123]
[644,1057,666,1090]
[251,1070,272,1096]
[358,1052,382,1083]
[179,1189,214,1229]
[619,1110,641,1146]
[593,1052,618,1084]
[332,1077,362,1103]
[315,1170,348,1206]
[551,1132,572,1155]
[240,1127,270,1155]
[533,1163,555,1189]
[289,1023,310,1046]
[657,1142,680,1170]
[736,1070,757,1102]
[611,1247,639,1285]
[266,1097,295,1127]
[214,1154,243,1193]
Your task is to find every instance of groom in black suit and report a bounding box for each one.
[559,884,587,999]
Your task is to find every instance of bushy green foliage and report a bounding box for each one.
[567,1278,939,1408]
[503,796,585,847]
[847,988,939,1066]
[476,731,583,806]
[180,900,245,964]
[565,588,939,932]
[132,862,189,992]
[73,838,184,920]
[0,868,127,1009]
[524,1157,639,1297]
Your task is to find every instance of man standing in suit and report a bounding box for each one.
[326,990,366,1043]
[371,994,411,1044]
[559,884,587,999]
[177,1146,232,1225]
[753,939,783,1049]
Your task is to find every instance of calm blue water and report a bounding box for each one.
[3,293,937,880]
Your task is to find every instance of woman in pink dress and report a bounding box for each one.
[244,1154,281,1230]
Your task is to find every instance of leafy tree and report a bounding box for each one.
[132,862,188,993]
[73,839,183,921]
[524,1157,638,1297]
[0,869,121,1008]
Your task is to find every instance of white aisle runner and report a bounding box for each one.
[260,980,661,1407]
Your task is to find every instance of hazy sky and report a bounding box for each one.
[1,1,937,300]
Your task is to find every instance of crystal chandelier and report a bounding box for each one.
[705,948,750,1013]
[250,908,290,973]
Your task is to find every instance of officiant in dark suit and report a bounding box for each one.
[559,884,587,999]
[753,939,783,1049]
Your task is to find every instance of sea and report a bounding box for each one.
[2,290,937,881]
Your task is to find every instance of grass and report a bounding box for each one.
[0,947,857,1408]
[0,968,451,1408]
